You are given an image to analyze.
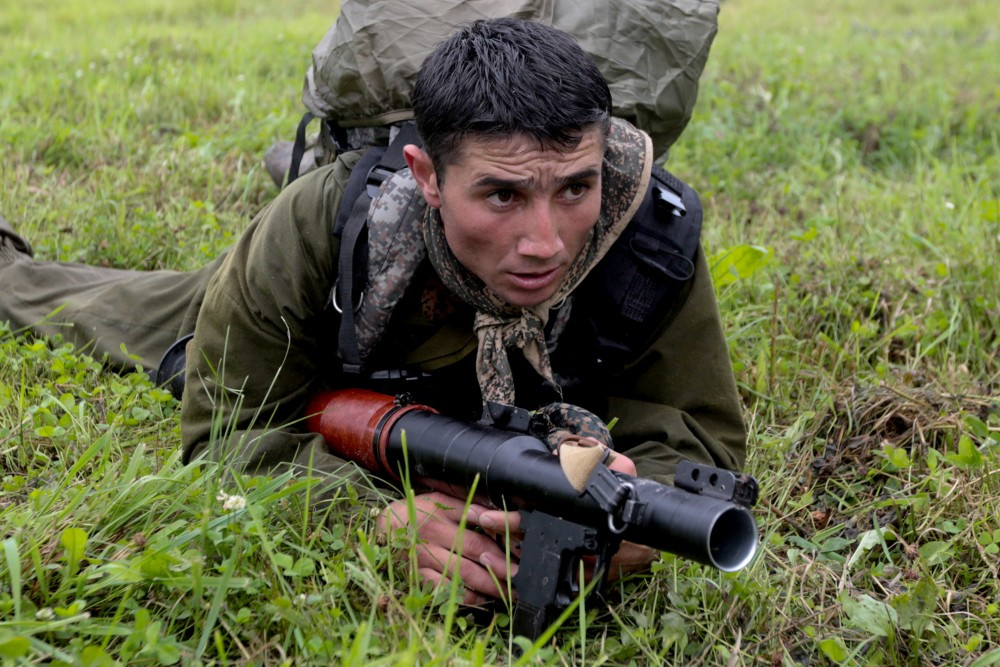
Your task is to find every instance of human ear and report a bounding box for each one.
[403,144,442,208]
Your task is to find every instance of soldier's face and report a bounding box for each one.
[406,128,604,308]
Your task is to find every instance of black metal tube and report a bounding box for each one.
[385,410,757,571]
[623,478,758,571]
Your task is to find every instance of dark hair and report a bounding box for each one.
[412,18,612,172]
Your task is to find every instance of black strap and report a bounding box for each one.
[327,119,351,154]
[334,148,386,236]
[549,167,703,379]
[287,111,316,185]
[363,122,421,196]
[602,167,701,359]
[333,122,424,375]
[619,165,698,322]
[336,192,375,374]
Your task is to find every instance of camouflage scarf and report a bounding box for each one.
[355,117,652,406]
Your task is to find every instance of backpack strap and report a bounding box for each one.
[619,165,701,322]
[334,122,422,374]
[286,113,352,186]
[286,112,316,185]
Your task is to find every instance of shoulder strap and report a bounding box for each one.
[619,165,701,322]
[552,166,703,377]
[334,122,422,374]
[286,112,316,185]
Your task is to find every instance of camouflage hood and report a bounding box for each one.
[303,0,719,159]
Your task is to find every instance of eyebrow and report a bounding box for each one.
[471,167,602,191]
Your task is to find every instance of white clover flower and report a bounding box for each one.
[216,491,247,511]
[945,201,955,210]
[36,607,55,620]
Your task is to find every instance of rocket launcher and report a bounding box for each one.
[306,388,759,641]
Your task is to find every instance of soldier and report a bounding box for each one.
[0,18,745,604]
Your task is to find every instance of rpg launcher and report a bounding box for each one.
[306,388,759,642]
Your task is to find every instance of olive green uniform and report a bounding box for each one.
[0,234,217,372]
[1,131,746,501]
[179,142,746,491]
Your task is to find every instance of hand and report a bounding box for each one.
[588,451,657,580]
[482,451,657,584]
[379,491,519,605]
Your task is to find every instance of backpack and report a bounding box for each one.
[285,0,720,181]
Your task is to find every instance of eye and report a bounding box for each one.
[487,190,517,208]
[562,183,590,201]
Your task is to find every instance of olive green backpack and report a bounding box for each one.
[280,0,720,183]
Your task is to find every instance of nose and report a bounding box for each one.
[516,203,565,259]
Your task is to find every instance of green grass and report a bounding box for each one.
[2,0,998,664]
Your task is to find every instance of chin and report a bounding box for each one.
[503,292,553,309]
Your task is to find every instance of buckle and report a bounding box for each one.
[366,165,395,198]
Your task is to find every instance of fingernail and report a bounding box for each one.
[479,515,495,530]
[479,553,493,569]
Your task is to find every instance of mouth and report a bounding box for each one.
[508,267,562,292]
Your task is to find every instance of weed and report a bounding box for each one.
[2,0,998,664]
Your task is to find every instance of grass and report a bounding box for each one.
[1,0,998,664]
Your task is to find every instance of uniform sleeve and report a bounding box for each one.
[179,153,384,504]
[605,245,748,484]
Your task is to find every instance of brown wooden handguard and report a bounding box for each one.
[304,388,437,479]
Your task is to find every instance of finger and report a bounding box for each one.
[411,510,514,572]
[606,452,637,476]
[416,538,519,591]
[380,493,518,586]
[418,568,490,606]
[607,541,657,580]
[476,508,521,535]
[414,491,493,524]
[381,492,490,535]
[481,530,524,562]
[416,543,509,598]
[420,493,500,529]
